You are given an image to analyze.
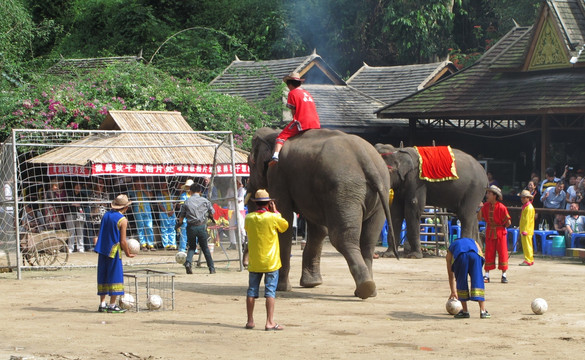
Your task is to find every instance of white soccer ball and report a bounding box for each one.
[175,251,187,265]
[531,298,548,315]
[446,298,463,315]
[147,294,163,310]
[119,293,135,310]
[127,238,140,254]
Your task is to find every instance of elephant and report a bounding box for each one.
[375,144,488,258]
[247,127,397,299]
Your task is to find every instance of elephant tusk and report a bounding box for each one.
[244,193,252,205]
[388,189,394,206]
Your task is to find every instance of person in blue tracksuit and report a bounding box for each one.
[157,181,177,250]
[129,179,155,250]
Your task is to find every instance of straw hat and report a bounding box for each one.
[111,194,132,209]
[283,72,305,83]
[486,185,503,201]
[251,189,273,202]
[181,179,194,190]
[518,189,534,199]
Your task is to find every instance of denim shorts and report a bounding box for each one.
[247,270,279,298]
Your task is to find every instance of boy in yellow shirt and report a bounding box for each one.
[244,189,288,331]
[518,190,535,266]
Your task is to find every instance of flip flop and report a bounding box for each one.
[245,324,255,329]
[265,324,283,331]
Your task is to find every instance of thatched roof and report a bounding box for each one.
[28,111,249,176]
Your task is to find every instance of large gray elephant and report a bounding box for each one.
[247,127,397,299]
[375,144,488,258]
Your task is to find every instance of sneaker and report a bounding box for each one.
[227,244,237,250]
[268,158,278,167]
[519,261,533,266]
[98,304,107,313]
[107,305,127,313]
[483,275,490,283]
[480,310,491,319]
[149,245,156,251]
[141,245,148,251]
[501,276,508,283]
[454,311,470,319]
[185,266,193,274]
[170,245,177,250]
[209,268,216,274]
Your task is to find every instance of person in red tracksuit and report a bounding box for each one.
[269,72,320,166]
[478,185,511,284]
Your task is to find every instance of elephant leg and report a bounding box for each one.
[300,222,327,288]
[329,223,376,300]
[277,225,294,291]
[356,208,386,298]
[459,212,480,242]
[403,195,423,259]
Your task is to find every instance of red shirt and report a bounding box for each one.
[286,87,320,130]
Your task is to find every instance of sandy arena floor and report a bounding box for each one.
[1,242,584,359]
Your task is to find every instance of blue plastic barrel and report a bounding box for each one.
[551,235,565,257]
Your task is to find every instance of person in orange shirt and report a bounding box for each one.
[270,72,320,166]
[478,185,511,283]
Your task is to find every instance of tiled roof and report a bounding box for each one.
[550,0,585,55]
[378,1,585,120]
[301,84,391,130]
[209,53,345,103]
[346,61,457,104]
[46,56,143,75]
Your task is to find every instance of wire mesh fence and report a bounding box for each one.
[0,129,247,278]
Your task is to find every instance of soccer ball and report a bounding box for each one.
[119,293,135,310]
[531,298,548,315]
[446,298,463,315]
[127,238,140,255]
[147,294,163,310]
[175,251,187,265]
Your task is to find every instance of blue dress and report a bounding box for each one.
[95,210,125,296]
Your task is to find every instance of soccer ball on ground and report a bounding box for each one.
[175,251,187,265]
[127,238,140,255]
[119,293,135,310]
[147,294,163,310]
[446,298,463,315]
[531,298,548,315]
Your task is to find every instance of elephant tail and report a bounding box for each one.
[381,188,400,259]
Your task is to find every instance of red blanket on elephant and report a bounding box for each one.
[415,146,459,182]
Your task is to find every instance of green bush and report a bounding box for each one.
[0,63,281,150]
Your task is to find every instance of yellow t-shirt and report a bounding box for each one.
[245,210,289,273]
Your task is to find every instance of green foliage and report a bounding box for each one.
[385,1,457,63]
[0,63,278,149]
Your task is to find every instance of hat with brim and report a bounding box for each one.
[181,179,194,190]
[283,72,305,83]
[111,194,132,209]
[486,185,503,201]
[518,189,534,199]
[251,189,273,202]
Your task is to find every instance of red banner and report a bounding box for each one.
[91,163,249,176]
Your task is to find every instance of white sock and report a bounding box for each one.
[485,272,489,278]
[502,272,507,278]
[272,152,279,159]
[100,301,107,307]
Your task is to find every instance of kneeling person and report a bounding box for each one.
[244,189,289,330]
[446,237,490,319]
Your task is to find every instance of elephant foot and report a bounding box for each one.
[277,279,292,292]
[404,250,423,259]
[300,271,323,288]
[354,280,376,299]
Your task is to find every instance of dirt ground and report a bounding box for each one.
[2,242,585,360]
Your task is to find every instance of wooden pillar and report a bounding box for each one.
[408,118,417,146]
[540,115,548,179]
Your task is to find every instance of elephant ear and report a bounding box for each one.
[396,149,416,181]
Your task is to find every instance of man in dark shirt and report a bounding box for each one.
[176,183,216,274]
